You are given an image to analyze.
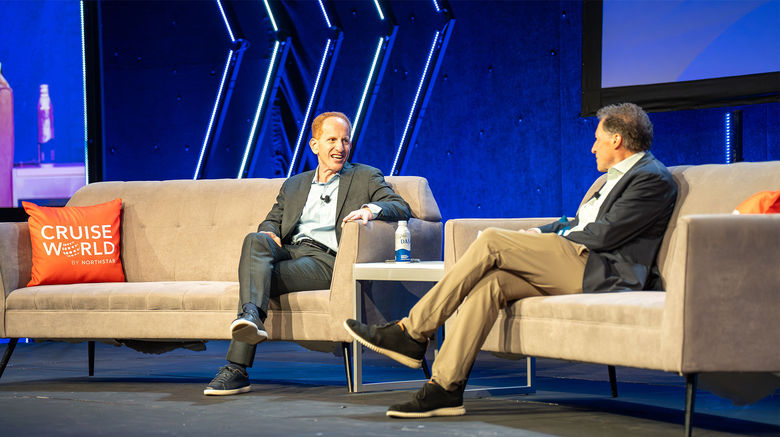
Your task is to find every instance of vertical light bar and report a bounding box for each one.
[288,39,333,177]
[216,0,236,42]
[80,0,89,184]
[431,0,441,13]
[238,41,281,178]
[318,0,333,28]
[194,50,233,179]
[725,112,732,164]
[263,0,278,32]
[352,37,384,142]
[391,31,440,175]
[373,0,385,20]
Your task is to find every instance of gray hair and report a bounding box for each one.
[596,103,653,152]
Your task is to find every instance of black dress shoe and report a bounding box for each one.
[343,319,427,368]
[387,380,466,418]
[203,363,251,396]
[231,303,268,345]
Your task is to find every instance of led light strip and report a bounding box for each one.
[80,1,89,184]
[391,31,440,175]
[432,0,441,13]
[725,112,732,164]
[288,39,333,178]
[263,0,278,32]
[193,50,233,179]
[373,0,385,20]
[238,41,281,178]
[216,0,236,42]
[351,37,385,142]
[318,0,333,28]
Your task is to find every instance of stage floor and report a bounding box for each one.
[0,340,777,436]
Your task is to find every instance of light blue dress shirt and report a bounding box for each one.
[292,170,383,253]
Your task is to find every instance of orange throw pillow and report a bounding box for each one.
[733,190,780,214]
[23,198,125,286]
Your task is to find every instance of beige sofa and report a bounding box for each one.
[0,176,442,388]
[444,161,780,435]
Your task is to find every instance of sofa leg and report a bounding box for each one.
[608,365,618,397]
[341,342,353,393]
[684,373,697,437]
[88,341,95,376]
[422,356,431,380]
[0,338,20,380]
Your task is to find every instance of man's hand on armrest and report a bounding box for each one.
[341,207,374,226]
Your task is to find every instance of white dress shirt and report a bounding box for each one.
[563,151,645,236]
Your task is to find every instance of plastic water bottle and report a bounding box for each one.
[37,84,55,163]
[395,220,411,263]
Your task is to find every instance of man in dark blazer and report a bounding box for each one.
[205,112,411,395]
[344,103,678,418]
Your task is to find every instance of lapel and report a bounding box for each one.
[335,162,355,222]
[286,170,315,236]
[587,177,607,203]
[596,152,654,218]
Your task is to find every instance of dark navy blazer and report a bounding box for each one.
[539,152,678,292]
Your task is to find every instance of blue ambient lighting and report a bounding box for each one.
[391,31,440,175]
[352,37,385,142]
[194,50,233,179]
[288,39,333,177]
[263,0,278,32]
[238,41,281,178]
[216,0,236,42]
[318,0,333,28]
[80,0,88,184]
[725,112,732,164]
[373,0,385,20]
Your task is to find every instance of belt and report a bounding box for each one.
[294,238,337,257]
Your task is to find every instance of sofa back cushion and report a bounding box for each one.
[580,160,780,289]
[386,176,441,221]
[67,176,439,282]
[656,161,780,284]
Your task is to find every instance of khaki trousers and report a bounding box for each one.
[401,228,588,391]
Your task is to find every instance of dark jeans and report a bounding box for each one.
[226,232,335,367]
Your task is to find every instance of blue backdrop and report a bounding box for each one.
[18,0,777,222]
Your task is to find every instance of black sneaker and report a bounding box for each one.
[387,380,466,418]
[230,303,268,345]
[343,319,427,368]
[203,364,251,396]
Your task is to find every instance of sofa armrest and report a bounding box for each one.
[444,218,556,269]
[662,214,780,373]
[328,219,443,335]
[0,222,33,337]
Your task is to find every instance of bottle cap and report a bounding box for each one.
[398,220,407,226]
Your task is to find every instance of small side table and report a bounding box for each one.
[351,261,444,393]
[350,261,536,395]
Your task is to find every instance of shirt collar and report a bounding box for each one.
[311,168,341,186]
[607,151,645,180]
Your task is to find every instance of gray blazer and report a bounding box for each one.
[539,152,678,292]
[257,162,412,245]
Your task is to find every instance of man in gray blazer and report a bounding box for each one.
[205,112,411,395]
[345,103,678,418]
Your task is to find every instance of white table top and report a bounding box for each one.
[353,261,445,282]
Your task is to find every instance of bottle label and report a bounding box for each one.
[395,235,411,262]
[395,247,411,262]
